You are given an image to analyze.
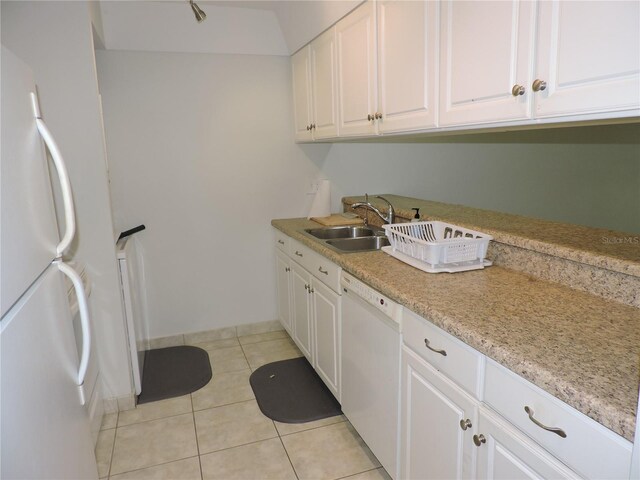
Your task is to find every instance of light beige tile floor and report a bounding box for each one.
[96,330,387,479]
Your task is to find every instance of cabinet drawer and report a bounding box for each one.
[289,239,315,272]
[274,229,289,253]
[309,252,341,293]
[484,359,632,480]
[402,308,483,398]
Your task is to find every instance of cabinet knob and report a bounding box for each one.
[473,434,486,447]
[532,79,547,92]
[511,84,525,96]
[375,112,382,119]
[459,419,472,431]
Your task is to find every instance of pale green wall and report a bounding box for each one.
[305,124,640,233]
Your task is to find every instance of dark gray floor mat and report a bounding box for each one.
[249,357,342,423]
[137,346,212,404]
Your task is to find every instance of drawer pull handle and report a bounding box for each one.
[295,251,303,257]
[524,406,567,438]
[278,239,285,245]
[459,419,472,431]
[473,434,486,446]
[424,338,447,356]
[318,267,329,275]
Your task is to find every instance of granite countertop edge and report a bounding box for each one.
[272,218,639,443]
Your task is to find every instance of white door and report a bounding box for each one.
[292,46,313,142]
[534,0,640,118]
[311,27,339,139]
[312,279,340,400]
[1,265,98,479]
[475,407,578,479]
[439,0,536,126]
[275,250,293,335]
[1,46,59,317]
[400,347,477,480]
[290,261,312,361]
[377,0,438,133]
[337,0,378,137]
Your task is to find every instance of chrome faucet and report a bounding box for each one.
[352,194,395,225]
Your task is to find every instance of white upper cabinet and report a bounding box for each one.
[336,0,378,137]
[310,27,339,139]
[377,0,438,133]
[534,0,640,118]
[439,0,536,126]
[291,46,313,142]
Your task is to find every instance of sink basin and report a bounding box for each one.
[326,236,390,252]
[305,226,382,240]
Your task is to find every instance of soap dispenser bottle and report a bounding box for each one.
[411,208,421,222]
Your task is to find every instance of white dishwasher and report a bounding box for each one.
[341,271,402,479]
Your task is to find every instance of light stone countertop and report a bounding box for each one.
[343,195,640,277]
[272,217,640,442]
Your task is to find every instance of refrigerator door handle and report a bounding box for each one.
[31,92,76,257]
[55,260,91,402]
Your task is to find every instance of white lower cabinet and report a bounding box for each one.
[273,232,341,400]
[400,346,478,480]
[474,407,578,480]
[290,261,313,362]
[312,279,341,400]
[275,249,293,336]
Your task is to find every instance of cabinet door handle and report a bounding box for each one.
[511,84,525,96]
[532,79,547,92]
[473,434,486,446]
[367,114,374,121]
[295,251,303,257]
[459,419,472,431]
[309,287,314,294]
[375,112,382,119]
[306,125,311,131]
[278,239,285,245]
[424,338,447,356]
[285,267,290,272]
[524,406,567,438]
[304,284,309,291]
[318,266,329,275]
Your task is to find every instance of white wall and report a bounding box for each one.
[96,50,319,338]
[2,2,133,401]
[99,1,288,55]
[312,127,640,233]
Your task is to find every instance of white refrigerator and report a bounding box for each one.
[1,46,98,479]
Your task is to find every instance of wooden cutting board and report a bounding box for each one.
[311,214,364,226]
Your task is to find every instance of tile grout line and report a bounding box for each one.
[107,455,201,478]
[197,434,281,458]
[190,394,204,480]
[277,431,300,480]
[106,411,118,479]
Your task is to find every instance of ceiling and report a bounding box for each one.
[96,0,361,55]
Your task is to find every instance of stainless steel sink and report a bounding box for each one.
[326,236,390,252]
[304,226,383,240]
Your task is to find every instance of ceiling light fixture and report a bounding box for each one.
[190,0,207,23]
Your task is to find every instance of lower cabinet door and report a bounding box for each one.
[400,346,478,480]
[311,279,341,400]
[275,250,293,335]
[475,407,578,480]
[290,261,313,361]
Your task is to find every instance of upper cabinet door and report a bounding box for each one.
[534,1,640,118]
[292,46,313,142]
[310,27,339,139]
[439,1,536,126]
[377,0,438,133]
[336,0,378,137]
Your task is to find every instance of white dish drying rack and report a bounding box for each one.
[382,221,493,273]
